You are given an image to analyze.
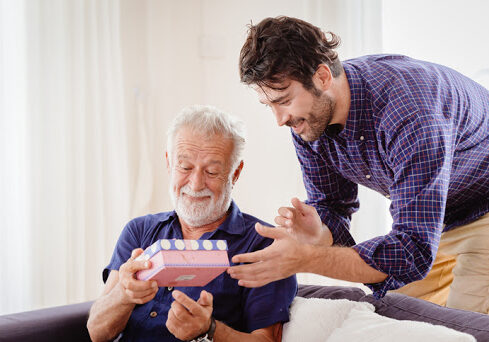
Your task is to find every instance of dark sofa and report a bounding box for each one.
[1,285,488,341]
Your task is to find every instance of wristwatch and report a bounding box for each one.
[188,317,216,342]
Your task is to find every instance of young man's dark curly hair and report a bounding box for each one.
[239,16,343,91]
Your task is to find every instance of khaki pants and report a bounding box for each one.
[392,212,489,314]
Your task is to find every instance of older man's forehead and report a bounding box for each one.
[173,131,233,162]
[176,151,225,164]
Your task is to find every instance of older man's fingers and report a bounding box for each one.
[172,290,206,316]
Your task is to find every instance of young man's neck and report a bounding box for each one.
[329,70,351,127]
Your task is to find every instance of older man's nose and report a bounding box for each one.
[189,171,206,191]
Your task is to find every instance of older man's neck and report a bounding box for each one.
[180,214,228,240]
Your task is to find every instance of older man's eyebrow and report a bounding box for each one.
[177,154,224,165]
[207,160,224,166]
[177,153,190,160]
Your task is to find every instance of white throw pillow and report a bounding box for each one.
[282,297,375,342]
[326,307,476,342]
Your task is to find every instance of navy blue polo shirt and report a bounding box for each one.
[104,201,297,342]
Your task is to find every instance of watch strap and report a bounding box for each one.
[188,317,216,342]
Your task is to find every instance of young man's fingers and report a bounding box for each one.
[255,223,291,239]
[231,263,277,288]
[274,216,288,226]
[277,206,294,219]
[231,248,265,264]
[228,260,272,279]
[237,278,273,288]
[291,197,309,213]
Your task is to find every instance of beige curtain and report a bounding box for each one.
[0,0,144,314]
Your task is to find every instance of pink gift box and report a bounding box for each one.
[135,239,229,287]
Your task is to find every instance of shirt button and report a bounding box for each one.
[365,174,371,179]
[167,287,173,291]
[386,194,390,199]
[360,136,365,141]
[150,311,158,318]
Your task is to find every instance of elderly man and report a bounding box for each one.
[87,105,297,342]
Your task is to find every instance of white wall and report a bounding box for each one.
[382,0,489,88]
[121,0,389,237]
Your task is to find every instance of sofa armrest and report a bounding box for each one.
[0,301,93,342]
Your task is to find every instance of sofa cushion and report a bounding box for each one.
[297,284,366,301]
[361,292,489,341]
[297,284,489,341]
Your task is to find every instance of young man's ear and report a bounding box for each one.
[313,64,333,91]
[232,160,244,185]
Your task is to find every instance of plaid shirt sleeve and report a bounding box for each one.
[292,132,359,247]
[353,95,453,298]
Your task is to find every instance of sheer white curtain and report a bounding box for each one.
[0,0,31,315]
[0,0,136,314]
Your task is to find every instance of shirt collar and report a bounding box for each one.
[330,61,368,141]
[161,200,246,237]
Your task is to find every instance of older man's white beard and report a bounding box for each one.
[169,180,233,227]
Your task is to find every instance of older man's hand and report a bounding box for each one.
[166,290,213,341]
[117,248,159,305]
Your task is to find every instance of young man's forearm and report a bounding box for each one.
[302,244,387,284]
[87,283,135,342]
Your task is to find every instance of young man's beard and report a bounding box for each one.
[301,89,335,142]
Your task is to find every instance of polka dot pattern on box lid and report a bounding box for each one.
[142,239,229,257]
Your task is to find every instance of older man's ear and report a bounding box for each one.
[232,160,244,185]
[165,151,170,174]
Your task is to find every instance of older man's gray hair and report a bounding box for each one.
[167,105,246,173]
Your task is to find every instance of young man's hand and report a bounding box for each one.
[275,197,333,246]
[228,224,308,287]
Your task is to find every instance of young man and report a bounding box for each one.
[228,16,489,314]
[87,105,297,341]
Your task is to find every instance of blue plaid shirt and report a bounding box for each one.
[292,54,489,298]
